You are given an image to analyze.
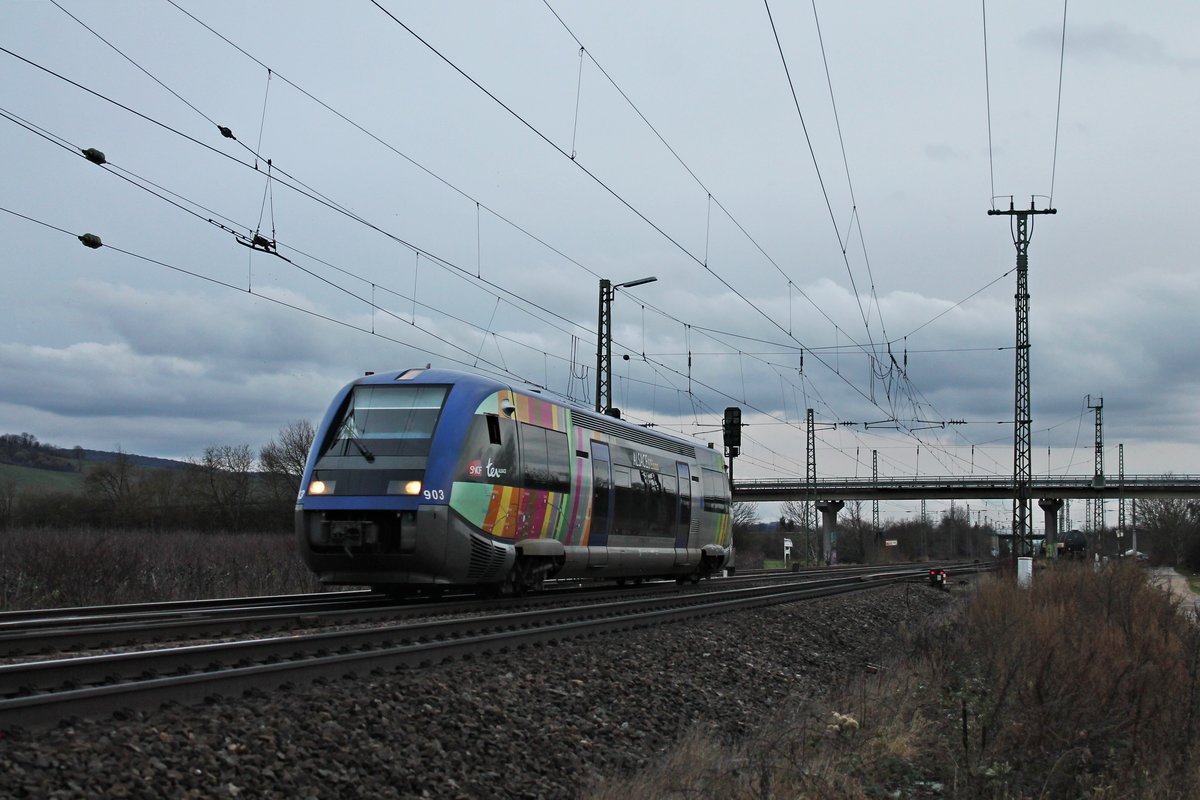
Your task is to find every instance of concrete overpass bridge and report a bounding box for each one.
[731,474,1200,553]
[732,474,1200,503]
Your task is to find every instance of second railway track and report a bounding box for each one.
[0,561,956,658]
[0,562,992,731]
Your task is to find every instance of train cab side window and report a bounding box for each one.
[701,467,730,514]
[455,413,517,484]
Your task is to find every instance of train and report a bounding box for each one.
[295,367,734,595]
[1060,529,1088,559]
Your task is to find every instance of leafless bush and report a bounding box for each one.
[0,527,324,610]
[588,562,1200,799]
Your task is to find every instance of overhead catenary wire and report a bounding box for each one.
[13,5,1026,484]
[159,0,861,434]
[366,0,909,426]
[761,0,883,369]
[982,0,997,210]
[1048,0,1068,207]
[0,37,832,456]
[4,103,835,464]
[159,0,1003,479]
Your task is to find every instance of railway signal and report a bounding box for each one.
[723,407,741,455]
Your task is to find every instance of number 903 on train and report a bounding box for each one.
[295,367,734,595]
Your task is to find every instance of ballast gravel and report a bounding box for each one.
[0,582,954,799]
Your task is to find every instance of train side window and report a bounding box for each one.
[677,462,691,528]
[486,414,501,445]
[612,465,633,536]
[519,423,570,493]
[545,430,571,492]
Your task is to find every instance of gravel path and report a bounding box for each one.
[1149,566,1200,616]
[0,582,954,799]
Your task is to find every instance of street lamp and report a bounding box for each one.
[596,276,657,414]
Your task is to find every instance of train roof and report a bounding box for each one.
[345,367,723,459]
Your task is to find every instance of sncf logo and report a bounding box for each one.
[467,459,508,478]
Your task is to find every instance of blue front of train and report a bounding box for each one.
[295,367,501,588]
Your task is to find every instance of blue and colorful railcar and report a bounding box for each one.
[296,367,732,593]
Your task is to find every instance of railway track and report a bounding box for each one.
[0,561,953,658]
[0,562,994,731]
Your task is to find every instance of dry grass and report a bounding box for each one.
[0,526,325,610]
[588,561,1200,799]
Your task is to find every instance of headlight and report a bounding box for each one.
[309,480,333,495]
[403,480,422,495]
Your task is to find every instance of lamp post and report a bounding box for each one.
[596,276,657,414]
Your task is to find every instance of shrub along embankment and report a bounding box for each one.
[0,527,324,610]
[590,560,1200,799]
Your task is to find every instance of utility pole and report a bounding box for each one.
[595,276,656,414]
[1089,394,1104,533]
[988,197,1056,558]
[595,279,613,414]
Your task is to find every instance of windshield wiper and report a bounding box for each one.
[347,437,375,463]
[338,419,375,463]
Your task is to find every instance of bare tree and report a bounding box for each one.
[731,501,760,534]
[0,476,18,530]
[259,419,316,505]
[1138,496,1200,567]
[194,444,256,532]
[84,448,136,514]
[781,499,819,563]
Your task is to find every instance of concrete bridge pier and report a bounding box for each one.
[1039,498,1064,557]
[817,500,845,564]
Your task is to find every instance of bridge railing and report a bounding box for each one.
[732,475,1200,499]
[734,475,1200,489]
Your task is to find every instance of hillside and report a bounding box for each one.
[0,461,85,492]
[0,432,189,493]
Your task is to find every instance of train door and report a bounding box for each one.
[589,441,612,565]
[674,462,692,564]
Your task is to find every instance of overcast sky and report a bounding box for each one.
[2,1,1197,524]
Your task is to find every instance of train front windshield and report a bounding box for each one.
[307,384,448,496]
[324,385,446,457]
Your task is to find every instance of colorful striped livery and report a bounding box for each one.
[296,368,733,594]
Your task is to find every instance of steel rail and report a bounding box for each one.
[0,563,994,731]
[0,562,953,657]
[0,589,375,625]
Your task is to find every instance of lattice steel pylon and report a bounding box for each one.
[806,408,817,561]
[595,279,614,413]
[872,450,879,535]
[989,198,1056,558]
[1119,443,1126,539]
[1089,394,1104,532]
